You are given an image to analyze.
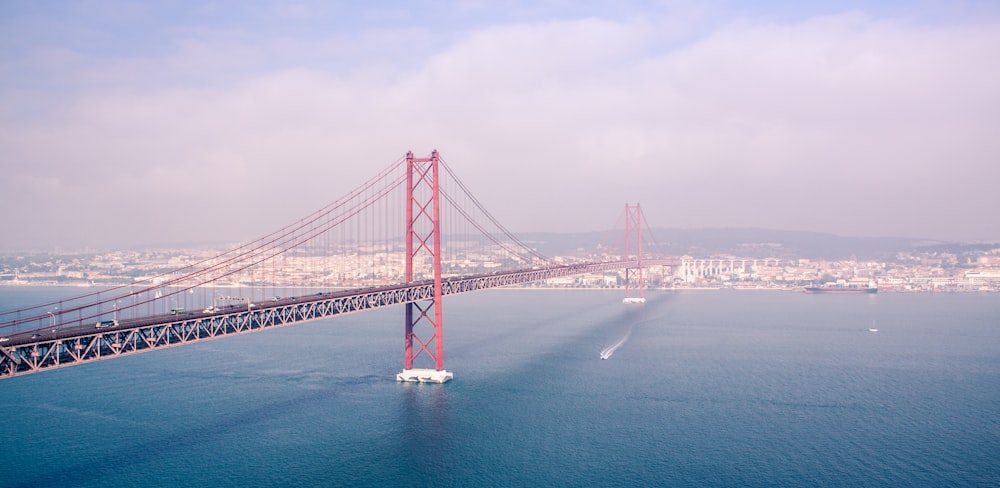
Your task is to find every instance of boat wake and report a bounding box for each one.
[600,325,633,360]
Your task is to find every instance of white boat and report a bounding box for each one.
[622,297,646,304]
[599,326,633,360]
[869,320,878,332]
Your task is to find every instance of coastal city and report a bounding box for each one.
[2,244,998,293]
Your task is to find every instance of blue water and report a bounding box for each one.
[1,288,998,487]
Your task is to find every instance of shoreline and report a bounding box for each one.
[2,282,990,293]
[0,282,767,291]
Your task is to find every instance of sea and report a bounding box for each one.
[1,287,998,487]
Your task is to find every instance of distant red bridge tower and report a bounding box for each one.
[623,203,647,304]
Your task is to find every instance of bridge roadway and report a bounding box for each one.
[0,259,675,379]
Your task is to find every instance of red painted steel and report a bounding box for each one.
[624,203,645,300]
[404,150,445,371]
[405,152,415,367]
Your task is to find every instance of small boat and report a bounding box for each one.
[869,320,878,333]
[600,327,632,360]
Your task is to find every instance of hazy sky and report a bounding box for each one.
[2,1,998,251]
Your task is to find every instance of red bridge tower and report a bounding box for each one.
[397,150,454,383]
[623,203,647,304]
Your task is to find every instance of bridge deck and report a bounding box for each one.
[1,260,675,379]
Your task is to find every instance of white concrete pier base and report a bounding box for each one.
[396,368,454,383]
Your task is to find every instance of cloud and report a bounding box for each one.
[402,12,999,239]
[1,8,998,250]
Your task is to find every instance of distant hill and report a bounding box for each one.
[519,228,998,261]
[19,228,991,263]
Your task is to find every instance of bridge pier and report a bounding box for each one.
[396,368,454,383]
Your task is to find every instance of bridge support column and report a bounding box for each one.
[398,150,453,383]
[623,203,646,304]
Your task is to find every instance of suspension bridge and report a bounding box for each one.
[0,150,675,382]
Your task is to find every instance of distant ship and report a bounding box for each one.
[804,281,878,294]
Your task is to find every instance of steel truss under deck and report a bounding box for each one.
[0,259,675,379]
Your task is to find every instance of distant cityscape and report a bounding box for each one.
[2,242,998,293]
